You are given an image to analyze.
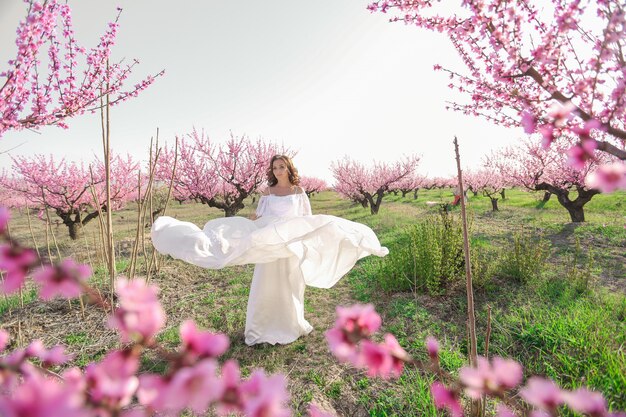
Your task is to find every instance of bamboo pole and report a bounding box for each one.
[156,137,179,275]
[128,170,143,279]
[25,205,41,259]
[88,172,109,275]
[147,134,160,280]
[100,71,115,303]
[145,136,162,281]
[454,136,480,417]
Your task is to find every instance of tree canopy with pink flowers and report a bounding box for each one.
[367,0,626,190]
[0,0,162,137]
[331,155,420,214]
[156,130,283,217]
[487,137,613,222]
[0,153,139,239]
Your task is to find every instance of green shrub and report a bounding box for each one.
[565,237,597,295]
[371,211,472,294]
[499,227,550,283]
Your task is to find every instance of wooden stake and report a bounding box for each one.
[100,69,116,303]
[25,205,41,259]
[454,136,480,417]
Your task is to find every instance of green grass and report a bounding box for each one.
[1,188,625,415]
[0,287,37,315]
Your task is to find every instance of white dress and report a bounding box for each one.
[151,191,388,345]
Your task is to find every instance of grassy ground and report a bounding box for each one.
[1,188,624,416]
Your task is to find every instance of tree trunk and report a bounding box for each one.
[565,206,585,222]
[413,189,418,199]
[57,209,98,240]
[67,221,81,240]
[535,183,599,223]
[490,197,499,211]
[542,191,552,203]
[401,190,409,198]
[366,190,385,215]
[500,188,506,200]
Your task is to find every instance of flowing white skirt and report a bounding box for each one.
[151,214,388,344]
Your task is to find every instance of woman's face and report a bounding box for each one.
[272,159,289,181]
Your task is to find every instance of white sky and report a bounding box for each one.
[0,0,522,184]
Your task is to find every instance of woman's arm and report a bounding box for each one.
[252,188,271,219]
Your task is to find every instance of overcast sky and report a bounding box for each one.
[0,0,521,183]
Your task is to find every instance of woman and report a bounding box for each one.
[151,155,388,345]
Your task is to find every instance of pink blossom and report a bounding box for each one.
[521,111,536,134]
[562,388,607,417]
[459,356,523,398]
[548,101,576,127]
[538,125,555,148]
[180,320,229,361]
[309,403,336,417]
[360,340,392,378]
[243,371,291,417]
[430,382,463,417]
[358,335,407,379]
[32,258,90,300]
[426,336,439,362]
[586,162,626,192]
[567,139,597,170]
[84,349,139,409]
[382,333,408,377]
[25,340,72,366]
[325,304,382,362]
[108,277,166,344]
[496,404,517,417]
[136,374,169,411]
[214,360,246,415]
[0,244,38,294]
[0,207,9,235]
[165,359,219,415]
[519,377,564,410]
[0,371,87,417]
[0,329,8,352]
[572,119,603,141]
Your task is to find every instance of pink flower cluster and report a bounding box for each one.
[330,156,420,212]
[154,131,286,216]
[327,304,625,417]
[325,304,409,379]
[0,0,162,137]
[108,278,166,345]
[0,153,141,240]
[367,0,626,190]
[0,275,295,417]
[0,206,94,298]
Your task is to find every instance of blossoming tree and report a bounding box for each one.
[0,0,162,137]
[331,156,420,214]
[299,176,328,197]
[464,169,508,211]
[490,138,611,222]
[367,0,626,190]
[1,153,139,239]
[157,130,282,217]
